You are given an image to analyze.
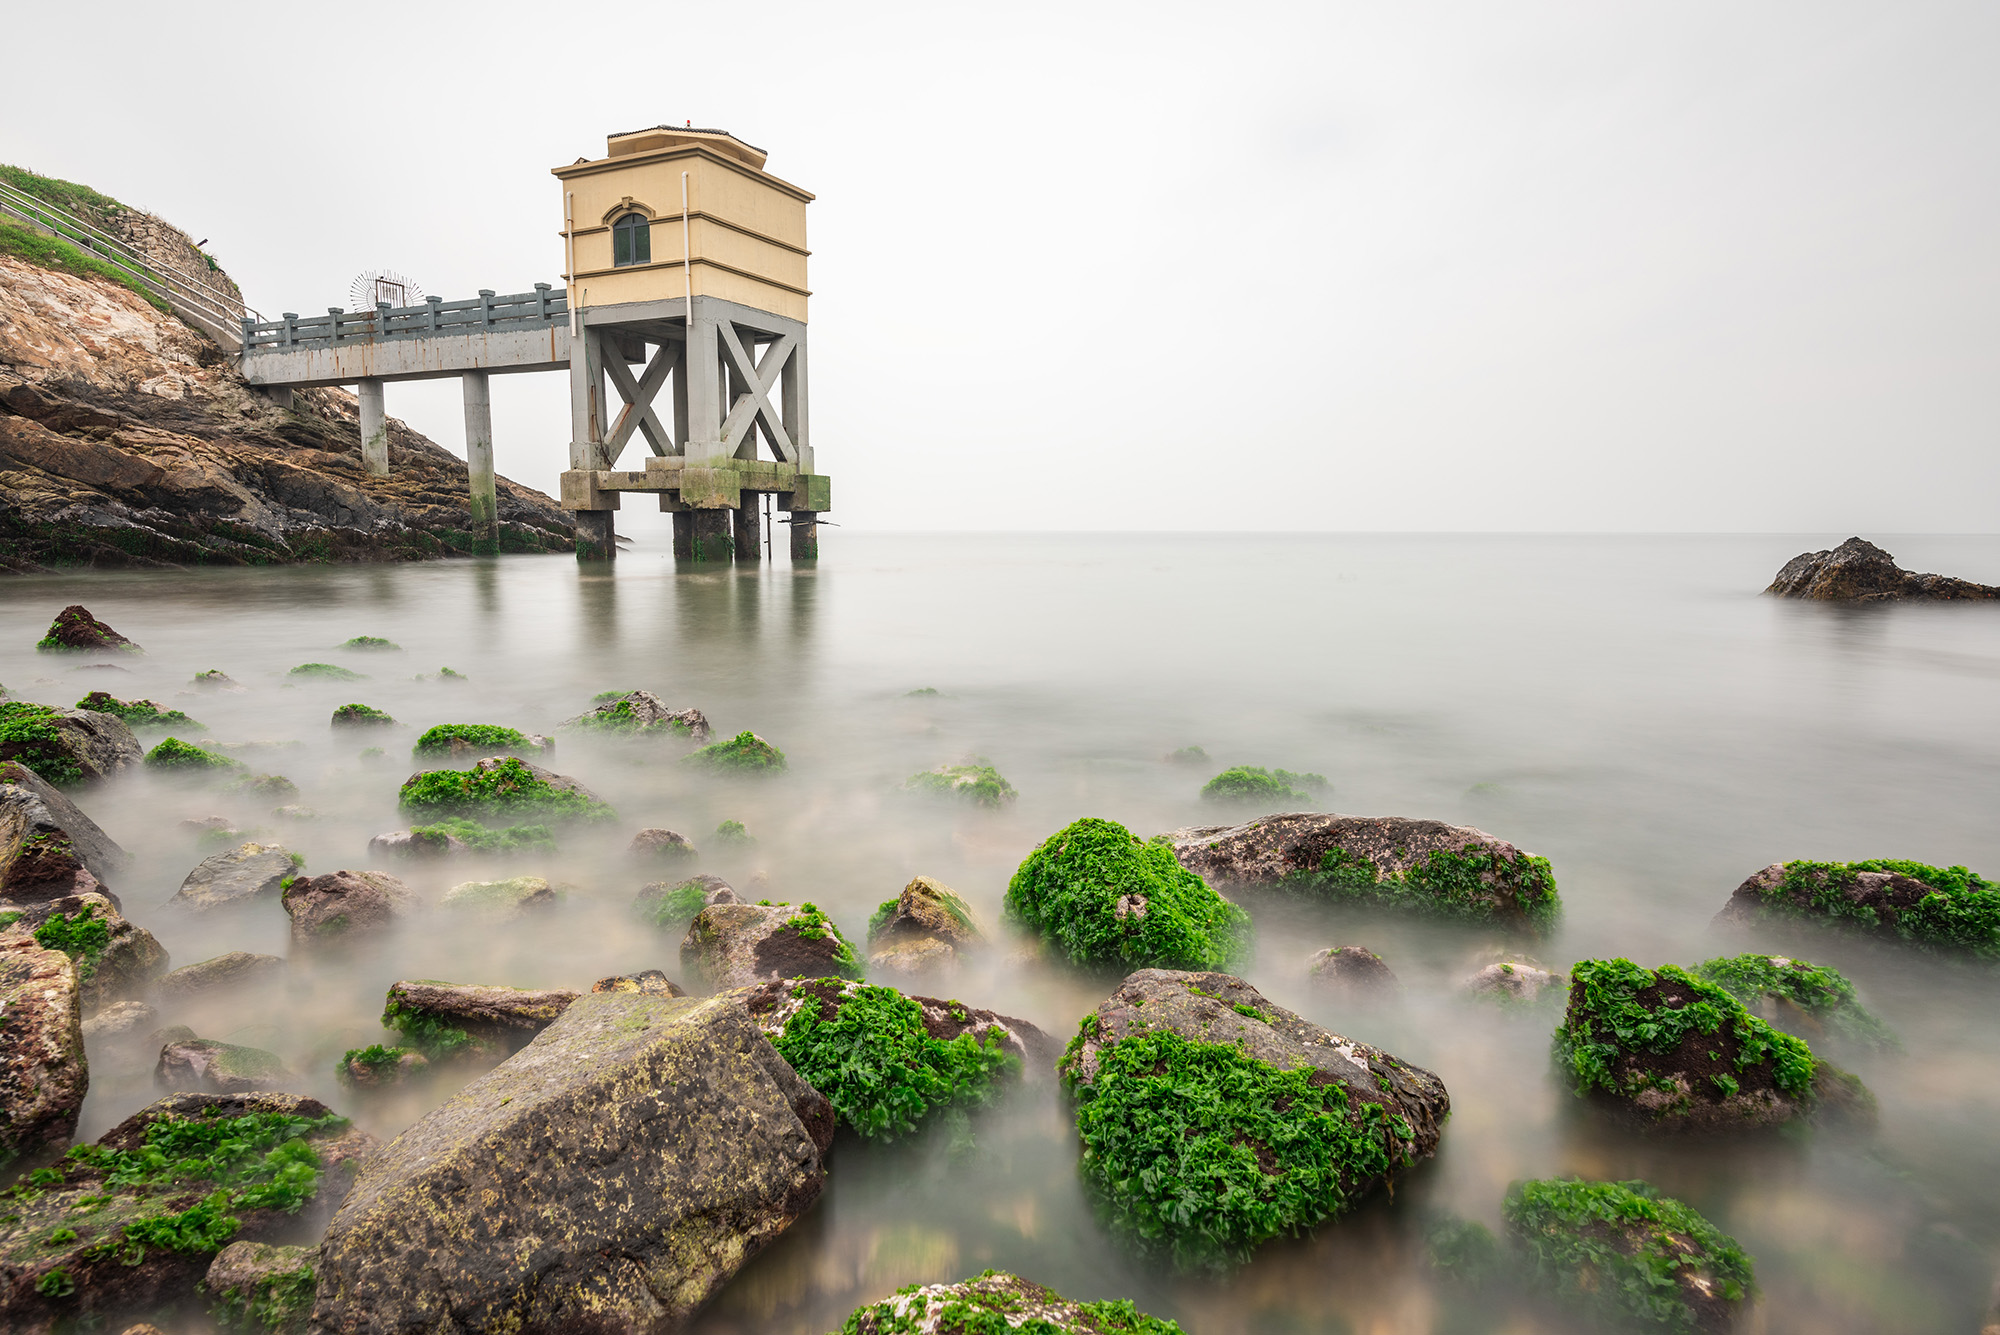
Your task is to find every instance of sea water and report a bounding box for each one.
[3,532,1997,1334]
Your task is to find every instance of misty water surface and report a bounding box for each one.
[3,532,1998,1334]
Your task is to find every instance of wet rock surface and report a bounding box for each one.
[590,969,687,997]
[439,875,562,921]
[155,1038,292,1092]
[834,1271,1184,1335]
[36,604,141,652]
[383,979,580,1059]
[737,975,1057,1072]
[635,873,738,930]
[867,875,984,976]
[166,841,296,912]
[0,933,85,1166]
[0,705,142,787]
[367,826,470,859]
[1765,536,2000,601]
[1463,958,1566,1003]
[155,951,285,999]
[681,901,862,989]
[1,892,168,1013]
[1308,944,1399,993]
[0,759,127,901]
[629,826,697,860]
[311,991,833,1335]
[281,869,417,944]
[564,690,711,739]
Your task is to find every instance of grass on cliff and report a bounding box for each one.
[0,218,169,315]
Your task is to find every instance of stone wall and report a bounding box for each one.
[102,210,245,319]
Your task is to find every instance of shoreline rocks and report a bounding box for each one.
[155,1038,291,1093]
[0,933,85,1166]
[282,870,417,945]
[0,703,142,788]
[1766,537,2000,601]
[834,1273,1185,1335]
[681,901,863,989]
[155,951,285,1001]
[166,842,296,913]
[867,875,985,978]
[1161,812,1560,934]
[1715,858,2000,958]
[635,874,737,932]
[1,892,169,1014]
[1308,944,1398,994]
[563,690,710,740]
[381,979,580,1062]
[36,605,141,654]
[0,760,127,902]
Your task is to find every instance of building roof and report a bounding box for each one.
[604,125,768,171]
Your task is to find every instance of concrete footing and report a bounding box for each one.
[790,511,818,561]
[574,510,616,561]
[462,371,497,555]
[690,509,733,562]
[734,497,763,561]
[358,378,388,476]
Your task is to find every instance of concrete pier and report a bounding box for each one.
[790,511,818,561]
[358,378,388,476]
[574,510,616,561]
[461,371,497,555]
[734,496,762,561]
[690,509,733,563]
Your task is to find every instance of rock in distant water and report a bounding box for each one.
[36,605,140,653]
[155,951,286,1000]
[1715,858,2000,958]
[167,841,296,912]
[564,690,711,739]
[1765,537,2000,601]
[681,901,864,989]
[1308,945,1398,993]
[833,1272,1186,1335]
[0,759,127,902]
[311,991,833,1334]
[439,875,562,922]
[282,870,417,945]
[155,1038,292,1093]
[1463,958,1566,1003]
[1161,812,1560,935]
[0,933,85,1165]
[628,827,697,861]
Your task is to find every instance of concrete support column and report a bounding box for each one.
[689,509,733,563]
[461,371,497,556]
[261,386,294,411]
[733,493,762,561]
[574,510,616,562]
[789,511,819,562]
[671,511,694,560]
[358,378,388,476]
[568,328,606,469]
[682,301,723,463]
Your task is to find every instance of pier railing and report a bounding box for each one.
[241,286,569,354]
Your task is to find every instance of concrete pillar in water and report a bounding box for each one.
[574,510,616,561]
[672,511,694,560]
[789,511,819,561]
[358,378,389,476]
[461,371,497,555]
[733,494,762,561]
[688,509,733,562]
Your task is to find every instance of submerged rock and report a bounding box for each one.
[156,1039,292,1093]
[397,755,614,826]
[834,1272,1186,1335]
[0,702,142,787]
[1060,969,1450,1270]
[1553,958,1873,1133]
[439,875,562,922]
[1161,812,1560,935]
[635,874,737,932]
[367,826,471,859]
[1,893,169,1014]
[81,999,158,1048]
[680,900,864,989]
[1308,945,1398,994]
[1503,1177,1753,1333]
[563,690,711,740]
[281,870,417,945]
[203,1242,318,1333]
[1715,858,2000,958]
[0,1092,372,1334]
[1691,953,1897,1049]
[1463,958,1566,1004]
[381,979,580,1062]
[411,724,555,760]
[628,827,697,861]
[1006,817,1251,972]
[738,976,1051,1140]
[902,761,1017,807]
[36,605,141,654]
[1765,536,2000,601]
[311,991,833,1334]
[166,841,297,913]
[0,933,85,1166]
[191,670,248,693]
[335,1045,429,1089]
[0,759,127,901]
[155,951,286,1000]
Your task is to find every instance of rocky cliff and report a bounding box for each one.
[0,254,572,572]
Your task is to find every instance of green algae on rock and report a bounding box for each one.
[0,759,127,900]
[1716,858,2000,959]
[6,892,170,1013]
[564,690,711,740]
[1,700,142,787]
[1503,1177,1753,1335]
[329,703,396,728]
[334,1043,429,1089]
[1006,817,1250,972]
[682,900,865,988]
[1161,812,1561,935]
[339,636,401,651]
[0,932,85,1167]
[439,875,563,922]
[684,729,786,772]
[1552,958,1873,1132]
[904,760,1018,807]
[311,992,833,1334]
[1199,765,1327,805]
[410,723,552,759]
[156,1038,293,1093]
[405,816,556,856]
[203,1240,318,1334]
[397,755,614,826]
[379,979,579,1064]
[1691,953,1897,1049]
[637,874,737,933]
[35,605,141,654]
[73,691,202,732]
[1060,969,1449,1271]
[286,663,363,681]
[832,1271,1186,1335]
[715,817,753,845]
[739,977,1033,1142]
[143,737,243,773]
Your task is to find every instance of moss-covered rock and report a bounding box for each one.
[680,900,863,989]
[286,663,362,681]
[1060,969,1450,1270]
[737,977,1045,1141]
[1503,1177,1753,1334]
[142,736,242,775]
[310,992,833,1333]
[1006,817,1251,972]
[562,690,710,740]
[904,760,1017,807]
[1691,953,1895,1049]
[0,933,84,1167]
[1199,765,1327,805]
[833,1271,1185,1335]
[589,969,686,998]
[3,893,169,1015]
[334,1044,429,1090]
[1553,958,1873,1132]
[156,1039,292,1093]
[379,979,580,1064]
[683,729,785,772]
[1307,944,1397,994]
[397,755,614,826]
[411,723,554,761]
[339,636,401,651]
[1715,858,2000,959]
[155,952,286,1001]
[1162,811,1560,935]
[635,874,737,933]
[191,669,246,693]
[628,827,696,862]
[1462,958,1567,1005]
[867,875,985,979]
[203,1240,318,1334]
[439,876,563,922]
[0,701,142,787]
[74,691,201,732]
[0,1093,373,1333]
[167,841,297,913]
[0,759,127,901]
[329,703,395,728]
[35,604,140,654]
[281,870,417,946]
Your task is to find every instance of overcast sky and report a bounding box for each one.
[8,0,1996,532]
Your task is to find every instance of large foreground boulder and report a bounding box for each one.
[737,977,1051,1141]
[0,1092,373,1334]
[312,991,834,1334]
[1,893,169,1013]
[1060,969,1450,1269]
[1715,858,2000,958]
[0,760,127,901]
[1161,812,1560,934]
[1765,536,2000,601]
[1552,958,1873,1133]
[166,842,296,913]
[380,979,580,1062]
[0,934,84,1167]
[0,703,141,787]
[681,900,864,989]
[836,1272,1185,1334]
[282,870,417,946]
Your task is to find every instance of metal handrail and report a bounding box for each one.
[0,179,261,327]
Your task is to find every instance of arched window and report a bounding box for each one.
[612,212,652,267]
